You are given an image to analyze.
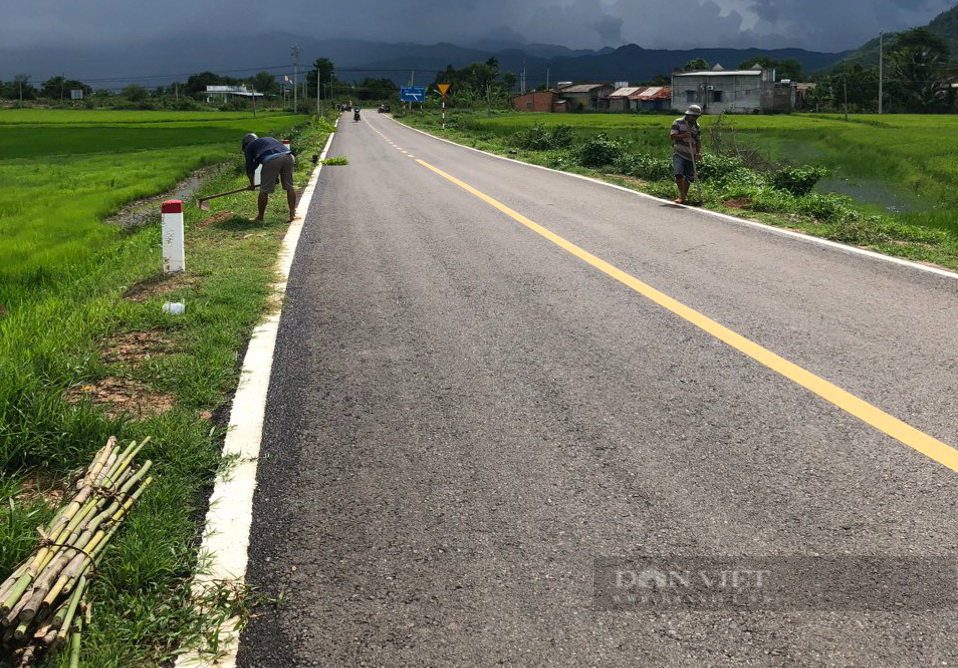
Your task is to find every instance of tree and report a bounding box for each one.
[428,60,515,110]
[40,76,91,100]
[307,58,336,98]
[888,27,954,112]
[683,58,710,72]
[2,74,37,100]
[184,71,239,96]
[353,78,398,101]
[120,84,150,102]
[804,64,880,112]
[736,56,803,81]
[246,71,278,96]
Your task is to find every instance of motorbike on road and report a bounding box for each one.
[353,108,361,122]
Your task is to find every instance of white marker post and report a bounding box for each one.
[161,200,185,274]
[437,83,451,130]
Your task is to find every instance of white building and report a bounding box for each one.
[671,64,794,114]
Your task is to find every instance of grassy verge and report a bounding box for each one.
[395,110,958,271]
[1,111,335,667]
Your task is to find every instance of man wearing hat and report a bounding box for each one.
[669,104,702,204]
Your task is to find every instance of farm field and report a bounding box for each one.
[0,108,332,666]
[451,111,958,224]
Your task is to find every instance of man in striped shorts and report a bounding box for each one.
[669,104,702,204]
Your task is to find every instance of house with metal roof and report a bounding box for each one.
[671,64,794,114]
[608,87,643,112]
[630,86,672,111]
[555,83,616,111]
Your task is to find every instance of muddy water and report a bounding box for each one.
[816,175,929,215]
[105,167,219,229]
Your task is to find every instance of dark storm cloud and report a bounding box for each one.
[3,0,956,51]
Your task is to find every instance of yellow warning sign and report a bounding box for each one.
[437,84,451,96]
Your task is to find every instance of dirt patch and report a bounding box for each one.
[65,377,175,419]
[123,273,198,302]
[15,470,67,509]
[722,198,752,209]
[607,174,651,189]
[194,210,236,229]
[101,331,176,365]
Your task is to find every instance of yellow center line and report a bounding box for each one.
[417,158,958,474]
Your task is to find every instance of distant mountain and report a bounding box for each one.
[828,3,958,69]
[351,43,848,88]
[0,33,846,91]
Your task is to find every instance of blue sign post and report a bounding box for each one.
[400,86,426,102]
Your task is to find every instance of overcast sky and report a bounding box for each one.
[4,0,956,52]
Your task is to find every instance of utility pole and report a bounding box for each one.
[546,68,550,90]
[844,75,848,121]
[878,31,884,114]
[316,71,321,115]
[292,45,299,113]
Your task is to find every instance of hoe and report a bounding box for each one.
[196,186,257,211]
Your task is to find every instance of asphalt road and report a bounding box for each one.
[237,112,958,667]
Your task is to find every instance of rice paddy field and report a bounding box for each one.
[448,111,958,231]
[0,108,332,666]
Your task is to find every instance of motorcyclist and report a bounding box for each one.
[353,106,361,121]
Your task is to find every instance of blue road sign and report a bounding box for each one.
[400,86,426,102]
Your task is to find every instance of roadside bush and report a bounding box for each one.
[695,154,746,182]
[770,165,829,197]
[579,133,624,168]
[513,123,574,150]
[613,153,671,181]
[795,192,856,222]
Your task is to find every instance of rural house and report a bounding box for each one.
[671,64,795,114]
[608,87,642,112]
[608,86,673,112]
[630,86,671,111]
[512,89,558,112]
[555,83,615,111]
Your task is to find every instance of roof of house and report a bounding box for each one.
[609,86,643,98]
[673,70,762,78]
[630,86,671,100]
[558,83,614,93]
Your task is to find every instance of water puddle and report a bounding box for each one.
[817,176,928,215]
[105,167,219,229]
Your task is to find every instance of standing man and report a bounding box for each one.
[241,133,299,222]
[670,104,702,205]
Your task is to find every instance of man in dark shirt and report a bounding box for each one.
[241,133,298,222]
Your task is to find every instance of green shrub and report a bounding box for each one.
[795,192,856,222]
[513,123,574,150]
[770,165,829,197]
[579,133,624,168]
[696,154,746,181]
[613,153,672,181]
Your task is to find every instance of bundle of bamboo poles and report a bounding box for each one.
[0,436,153,667]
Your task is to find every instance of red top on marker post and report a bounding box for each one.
[161,200,183,214]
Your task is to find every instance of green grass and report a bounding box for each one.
[398,109,958,267]
[0,109,335,667]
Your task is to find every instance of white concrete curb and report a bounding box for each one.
[174,126,336,668]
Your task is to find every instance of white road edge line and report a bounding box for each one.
[391,117,958,282]
[174,127,336,668]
